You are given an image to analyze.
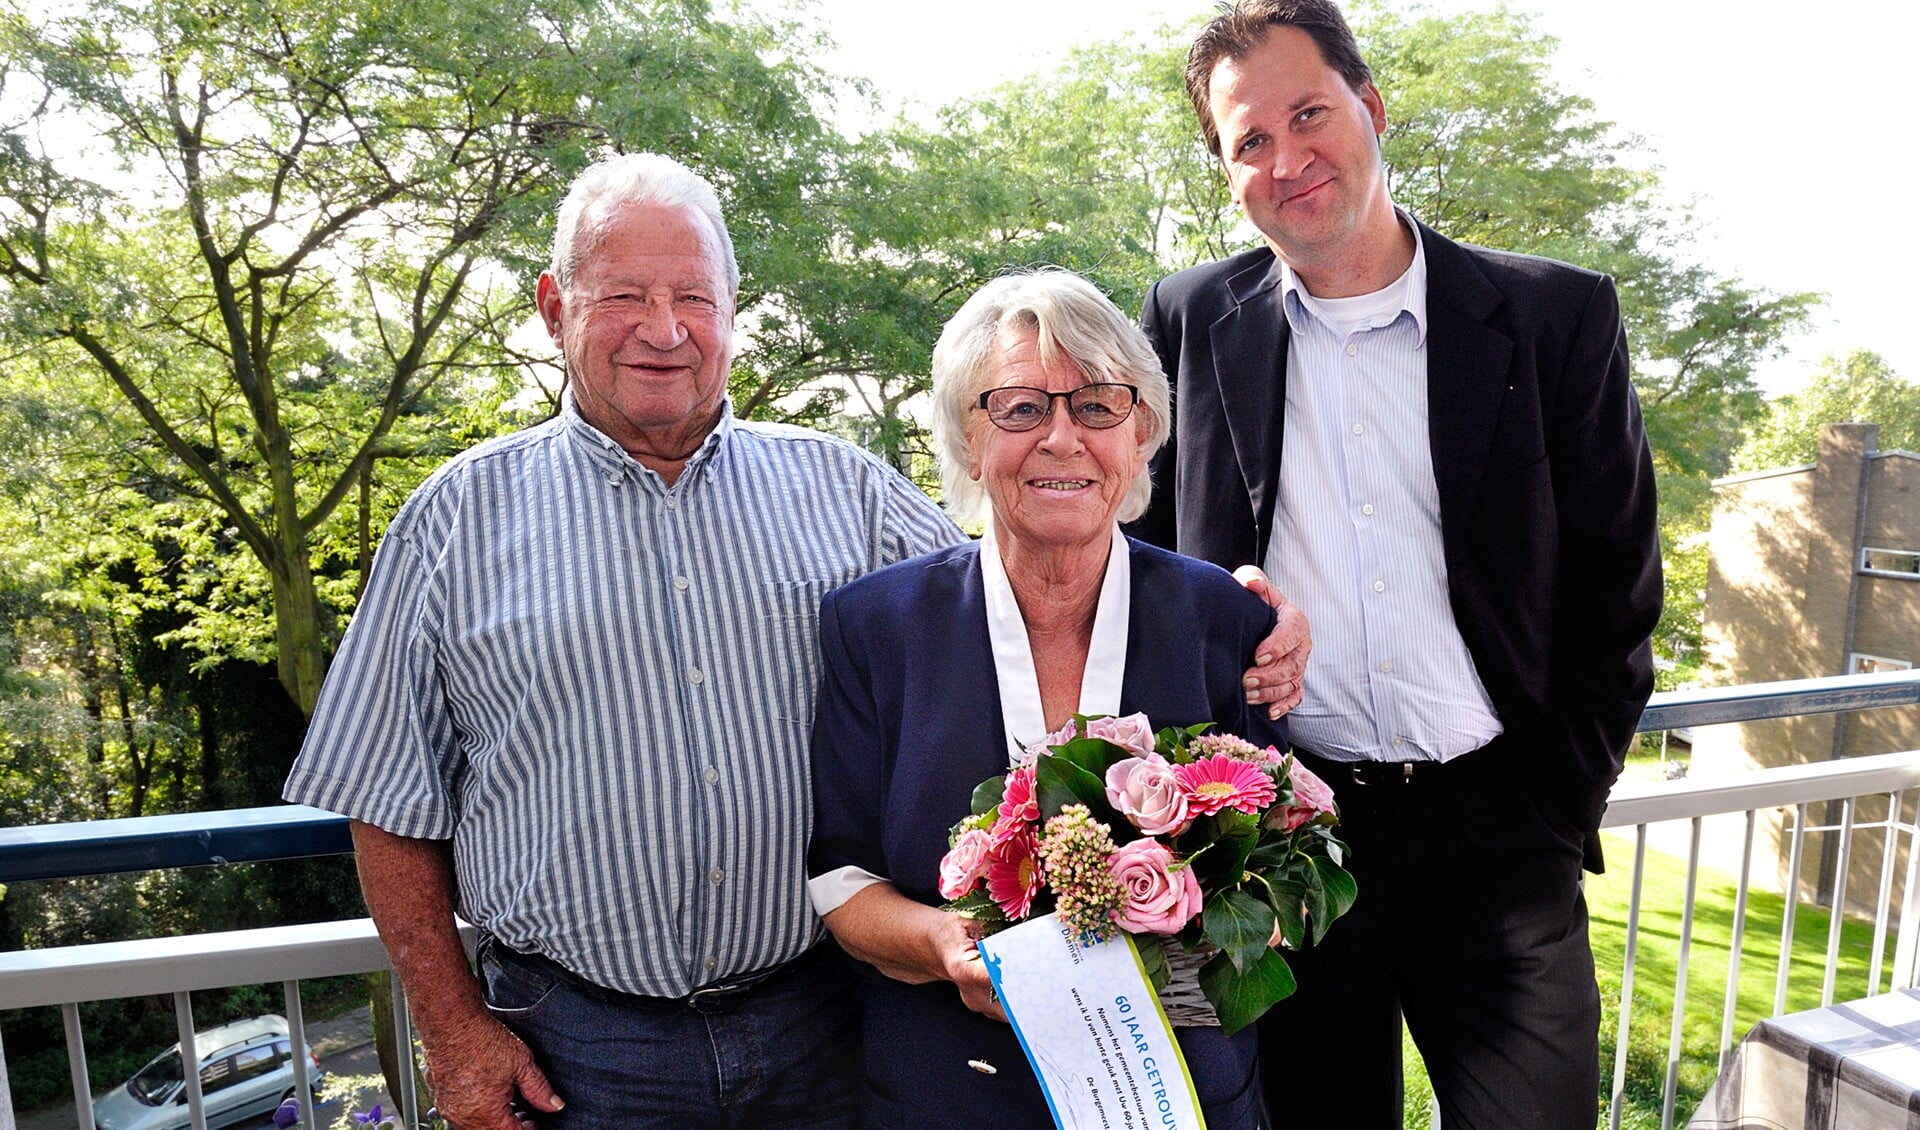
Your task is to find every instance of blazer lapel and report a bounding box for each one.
[1420,224,1515,541]
[1208,254,1292,553]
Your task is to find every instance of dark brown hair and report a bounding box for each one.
[1186,0,1374,157]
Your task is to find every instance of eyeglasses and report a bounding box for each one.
[974,383,1140,433]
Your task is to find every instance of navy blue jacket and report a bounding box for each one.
[808,537,1282,1126]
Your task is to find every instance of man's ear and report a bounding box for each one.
[535,272,565,347]
[1362,81,1388,137]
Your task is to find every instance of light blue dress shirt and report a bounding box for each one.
[1261,221,1504,763]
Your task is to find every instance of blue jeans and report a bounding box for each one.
[476,935,861,1129]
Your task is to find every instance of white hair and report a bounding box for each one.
[929,268,1171,525]
[549,153,740,294]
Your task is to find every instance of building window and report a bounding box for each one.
[1861,547,1920,577]
[1852,653,1913,675]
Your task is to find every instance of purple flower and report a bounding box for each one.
[272,1098,301,1128]
[354,1106,385,1125]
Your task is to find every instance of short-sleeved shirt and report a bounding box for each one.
[284,398,963,996]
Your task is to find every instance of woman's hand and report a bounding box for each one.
[822,882,1008,1022]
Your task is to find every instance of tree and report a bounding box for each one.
[0,0,847,714]
[1736,350,1920,471]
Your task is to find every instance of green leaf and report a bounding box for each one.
[1309,855,1358,943]
[1201,887,1277,972]
[971,775,1006,817]
[1188,824,1258,890]
[1034,753,1116,822]
[1199,946,1297,1036]
[1050,736,1125,779]
[1134,934,1171,994]
[1244,833,1294,871]
[942,888,1009,925]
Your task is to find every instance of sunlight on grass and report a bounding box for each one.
[1397,822,1897,1128]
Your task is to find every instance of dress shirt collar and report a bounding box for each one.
[1279,208,1429,345]
[981,521,1131,765]
[559,389,735,485]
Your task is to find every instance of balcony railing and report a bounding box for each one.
[5,668,1920,1130]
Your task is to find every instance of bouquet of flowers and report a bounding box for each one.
[938,713,1354,1035]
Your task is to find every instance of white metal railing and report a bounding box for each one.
[0,920,463,1130]
[5,670,1920,1130]
[1597,748,1920,1130]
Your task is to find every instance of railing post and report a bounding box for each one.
[1,1022,16,1130]
[174,991,207,1130]
[1897,810,1920,990]
[1823,800,1857,1007]
[285,980,315,1128]
[391,970,420,1127]
[1608,827,1649,1130]
[61,1003,96,1130]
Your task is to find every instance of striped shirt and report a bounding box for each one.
[1261,218,1504,763]
[284,398,963,996]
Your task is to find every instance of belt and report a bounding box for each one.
[480,932,813,1011]
[1299,734,1518,790]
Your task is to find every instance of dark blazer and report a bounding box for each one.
[808,537,1282,1127]
[1125,221,1661,855]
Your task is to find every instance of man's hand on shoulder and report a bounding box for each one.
[423,1012,563,1129]
[1235,565,1310,720]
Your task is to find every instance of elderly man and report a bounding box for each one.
[283,153,960,1128]
[1126,3,1662,1128]
[287,153,1307,1129]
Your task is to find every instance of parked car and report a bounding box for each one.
[92,1014,323,1130]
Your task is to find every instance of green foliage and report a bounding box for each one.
[1736,350,1920,471]
[0,0,848,713]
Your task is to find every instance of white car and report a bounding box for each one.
[91,1015,323,1130]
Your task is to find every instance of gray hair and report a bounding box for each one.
[930,269,1171,526]
[549,153,741,295]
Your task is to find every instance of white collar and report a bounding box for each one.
[981,522,1131,765]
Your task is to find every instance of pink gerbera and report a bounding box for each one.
[1174,753,1279,816]
[991,765,1040,843]
[985,830,1045,919]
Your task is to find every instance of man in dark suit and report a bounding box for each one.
[1124,2,1662,1126]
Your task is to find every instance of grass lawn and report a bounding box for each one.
[1394,822,1897,1128]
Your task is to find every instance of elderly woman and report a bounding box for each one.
[807,269,1285,1127]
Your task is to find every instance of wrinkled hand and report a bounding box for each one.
[1234,565,1311,720]
[421,1013,562,1130]
[936,913,1007,1023]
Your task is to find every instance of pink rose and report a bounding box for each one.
[1109,839,1202,934]
[938,828,994,899]
[1020,719,1081,765]
[1274,761,1339,832]
[1084,713,1157,758]
[1104,752,1191,836]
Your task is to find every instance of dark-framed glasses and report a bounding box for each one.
[975,383,1139,433]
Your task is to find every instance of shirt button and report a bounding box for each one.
[665,496,679,510]
[1379,661,1393,674]
[1372,580,1386,593]
[704,767,719,784]
[709,869,726,885]
[605,472,621,486]
[1345,343,1358,357]
[1392,736,1405,748]
[1361,503,1375,516]
[1351,423,1365,436]
[689,668,705,685]
[674,576,690,592]
[706,956,719,970]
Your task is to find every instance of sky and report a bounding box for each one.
[782,0,1919,398]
